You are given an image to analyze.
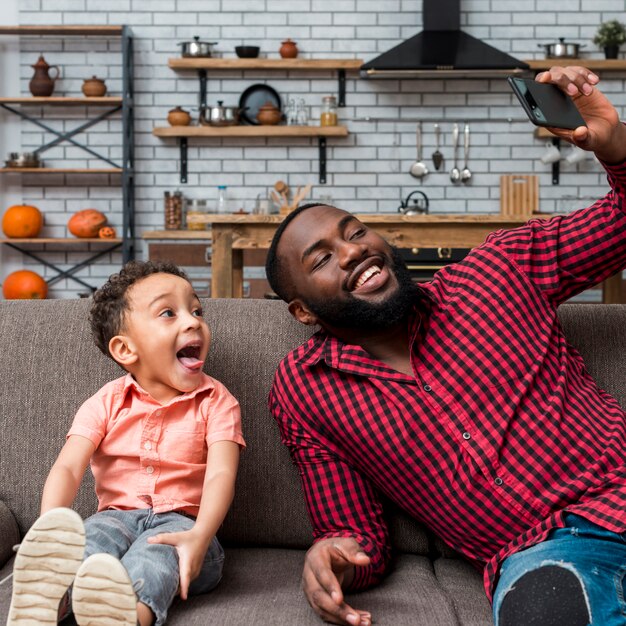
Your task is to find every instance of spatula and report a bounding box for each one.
[432,123,443,171]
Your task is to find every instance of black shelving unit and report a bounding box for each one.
[0,25,135,291]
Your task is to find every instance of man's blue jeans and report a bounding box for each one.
[83,508,224,626]
[493,514,626,626]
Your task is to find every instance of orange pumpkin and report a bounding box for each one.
[68,209,107,238]
[2,204,43,238]
[2,270,48,299]
[98,225,117,239]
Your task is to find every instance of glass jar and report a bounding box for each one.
[164,190,184,230]
[186,198,208,230]
[216,185,229,214]
[320,95,337,127]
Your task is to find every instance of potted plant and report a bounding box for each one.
[593,19,626,59]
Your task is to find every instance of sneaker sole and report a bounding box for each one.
[7,507,85,626]
[72,553,137,626]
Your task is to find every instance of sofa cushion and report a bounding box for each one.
[0,549,467,626]
[0,500,19,568]
[434,558,493,625]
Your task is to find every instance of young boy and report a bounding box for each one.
[7,260,245,626]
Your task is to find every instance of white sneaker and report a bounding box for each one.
[72,553,137,626]
[7,507,85,625]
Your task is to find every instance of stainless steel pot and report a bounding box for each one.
[5,151,41,168]
[539,37,585,59]
[178,36,217,58]
[200,101,243,126]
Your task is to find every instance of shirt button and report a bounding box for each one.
[146,466,154,474]
[424,384,432,392]
[144,442,152,450]
[462,432,471,440]
[155,410,162,417]
[494,477,503,486]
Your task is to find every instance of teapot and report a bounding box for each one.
[29,55,60,97]
[398,190,429,215]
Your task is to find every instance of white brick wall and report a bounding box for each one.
[1,0,625,298]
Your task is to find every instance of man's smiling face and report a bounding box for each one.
[277,205,418,331]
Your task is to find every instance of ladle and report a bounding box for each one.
[409,122,429,179]
[461,123,472,183]
[450,123,461,184]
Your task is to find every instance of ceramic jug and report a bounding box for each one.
[29,55,60,97]
[279,39,298,58]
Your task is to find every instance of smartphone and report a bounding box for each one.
[507,76,586,130]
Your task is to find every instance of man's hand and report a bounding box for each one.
[147,528,210,600]
[536,66,626,164]
[302,537,372,626]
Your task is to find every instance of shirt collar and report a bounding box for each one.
[121,372,216,406]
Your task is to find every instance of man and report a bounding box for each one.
[265,66,626,626]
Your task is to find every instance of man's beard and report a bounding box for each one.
[302,247,419,331]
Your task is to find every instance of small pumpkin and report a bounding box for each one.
[2,269,48,299]
[98,226,117,239]
[68,209,107,238]
[2,204,43,238]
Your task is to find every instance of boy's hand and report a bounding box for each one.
[147,528,211,599]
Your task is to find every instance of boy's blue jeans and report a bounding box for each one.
[493,514,626,626]
[83,508,224,626]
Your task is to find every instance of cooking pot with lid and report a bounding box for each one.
[200,100,245,126]
[539,37,585,59]
[178,36,218,58]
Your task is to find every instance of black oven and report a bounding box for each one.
[398,247,470,281]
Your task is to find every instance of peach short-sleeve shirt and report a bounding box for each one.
[68,373,245,517]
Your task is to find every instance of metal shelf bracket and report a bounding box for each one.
[318,137,327,184]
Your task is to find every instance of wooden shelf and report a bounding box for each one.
[153,125,349,138]
[1,237,122,244]
[1,167,122,174]
[168,58,363,71]
[142,230,212,240]
[0,25,124,36]
[0,97,123,106]
[522,59,626,71]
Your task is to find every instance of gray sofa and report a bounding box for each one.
[1,298,625,625]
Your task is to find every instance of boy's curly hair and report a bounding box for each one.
[90,260,189,359]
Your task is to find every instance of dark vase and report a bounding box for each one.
[604,45,619,59]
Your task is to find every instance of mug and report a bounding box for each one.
[540,141,561,164]
[565,145,588,164]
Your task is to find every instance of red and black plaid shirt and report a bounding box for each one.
[269,161,626,601]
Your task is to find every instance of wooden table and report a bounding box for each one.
[169,213,623,302]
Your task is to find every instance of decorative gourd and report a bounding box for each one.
[2,269,48,299]
[68,209,107,238]
[98,226,117,239]
[2,204,43,238]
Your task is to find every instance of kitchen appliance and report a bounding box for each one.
[200,101,244,126]
[398,247,469,282]
[360,0,529,78]
[398,190,429,215]
[178,36,217,58]
[539,38,585,59]
[500,175,539,218]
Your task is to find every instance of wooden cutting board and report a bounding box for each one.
[500,175,539,217]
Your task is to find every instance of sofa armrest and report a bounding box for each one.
[0,500,20,568]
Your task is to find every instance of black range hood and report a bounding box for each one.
[361,0,529,78]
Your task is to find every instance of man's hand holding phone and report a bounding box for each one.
[512,66,626,164]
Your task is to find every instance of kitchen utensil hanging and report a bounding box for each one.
[450,123,461,184]
[409,121,429,179]
[461,123,472,183]
[432,123,443,171]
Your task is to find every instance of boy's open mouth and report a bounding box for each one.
[176,343,203,370]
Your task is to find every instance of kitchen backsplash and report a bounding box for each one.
[2,0,626,297]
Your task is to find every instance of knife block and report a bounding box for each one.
[500,175,539,218]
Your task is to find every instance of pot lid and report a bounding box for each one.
[178,35,217,45]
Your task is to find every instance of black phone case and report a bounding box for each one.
[508,76,586,130]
